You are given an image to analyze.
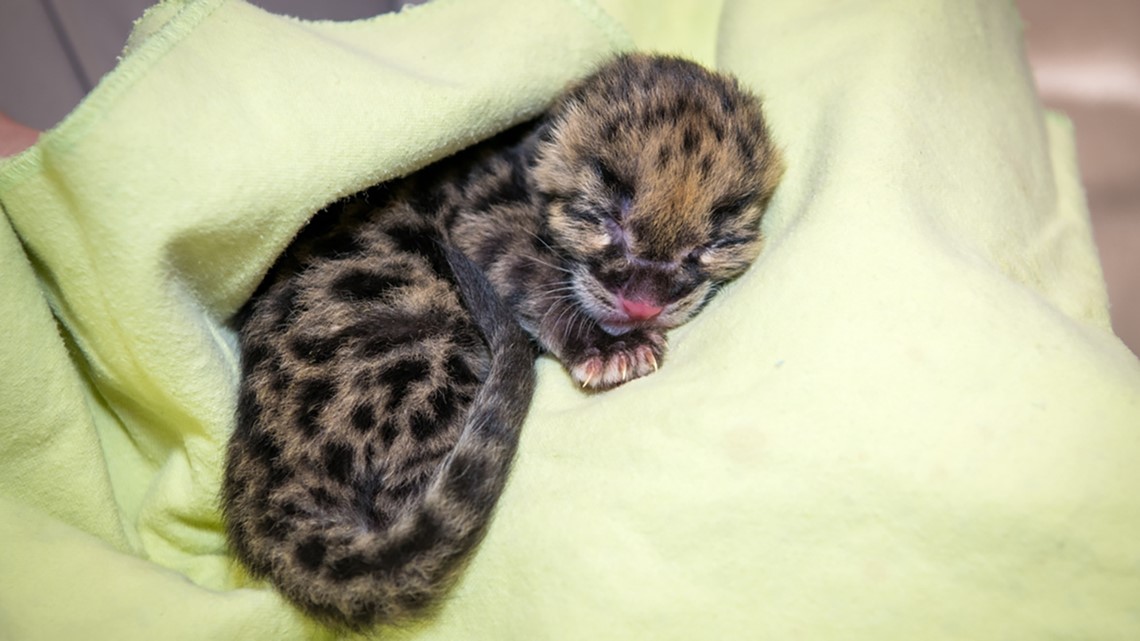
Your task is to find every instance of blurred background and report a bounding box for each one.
[1016,0,1140,356]
[2,0,1137,355]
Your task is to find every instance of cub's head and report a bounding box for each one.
[532,53,783,335]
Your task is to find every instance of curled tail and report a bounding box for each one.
[223,244,536,630]
[365,245,539,615]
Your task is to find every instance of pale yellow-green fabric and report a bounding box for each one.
[1,0,1138,639]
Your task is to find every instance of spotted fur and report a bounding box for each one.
[454,53,783,387]
[222,53,782,630]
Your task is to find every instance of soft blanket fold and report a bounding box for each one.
[1,0,1138,639]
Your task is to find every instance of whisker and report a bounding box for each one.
[556,308,576,348]
[549,301,577,344]
[525,253,575,276]
[521,227,566,258]
[536,284,579,297]
[560,300,588,348]
[572,312,589,344]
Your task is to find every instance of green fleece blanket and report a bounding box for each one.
[2,0,1138,639]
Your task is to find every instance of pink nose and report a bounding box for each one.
[619,297,664,321]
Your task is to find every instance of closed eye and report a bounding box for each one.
[708,236,753,250]
[709,193,757,228]
[686,236,754,262]
[590,157,635,204]
[566,201,605,224]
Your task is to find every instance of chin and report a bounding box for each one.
[597,319,640,336]
[596,312,674,336]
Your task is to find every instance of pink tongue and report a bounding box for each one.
[620,297,664,321]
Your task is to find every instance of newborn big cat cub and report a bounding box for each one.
[223,53,783,629]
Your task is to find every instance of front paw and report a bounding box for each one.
[566,330,666,390]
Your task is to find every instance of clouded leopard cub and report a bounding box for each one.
[223,53,783,629]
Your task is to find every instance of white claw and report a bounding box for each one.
[579,364,597,390]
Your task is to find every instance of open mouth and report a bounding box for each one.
[576,278,667,335]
